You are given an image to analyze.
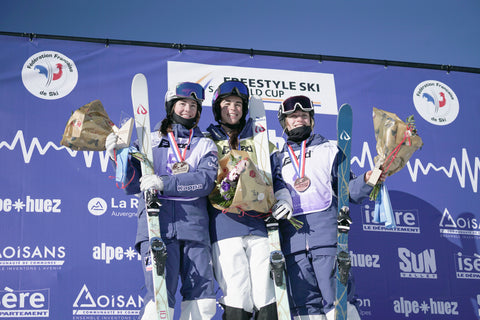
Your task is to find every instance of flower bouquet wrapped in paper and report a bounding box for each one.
[368,107,423,199]
[209,149,275,214]
[209,149,303,230]
[367,107,423,229]
[60,100,114,151]
[60,99,133,151]
[61,100,134,188]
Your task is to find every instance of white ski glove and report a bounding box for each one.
[272,199,293,220]
[105,133,119,160]
[140,174,164,192]
[272,188,294,220]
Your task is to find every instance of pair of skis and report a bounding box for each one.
[249,96,291,320]
[335,104,353,320]
[131,74,170,320]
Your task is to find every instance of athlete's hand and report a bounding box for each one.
[272,200,293,220]
[140,174,164,192]
[365,170,386,183]
[105,133,119,160]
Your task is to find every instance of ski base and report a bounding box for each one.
[249,95,291,320]
[266,217,291,319]
[335,104,353,320]
[132,73,170,320]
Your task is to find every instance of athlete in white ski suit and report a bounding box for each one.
[106,82,218,320]
[207,81,294,320]
[275,95,376,320]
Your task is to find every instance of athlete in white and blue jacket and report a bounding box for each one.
[207,81,293,320]
[275,95,378,320]
[106,82,218,320]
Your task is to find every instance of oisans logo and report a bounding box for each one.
[21,51,78,100]
[412,80,459,126]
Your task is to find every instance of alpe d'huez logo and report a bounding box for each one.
[21,51,78,100]
[412,80,459,126]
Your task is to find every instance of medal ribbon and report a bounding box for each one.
[286,140,307,179]
[168,129,193,163]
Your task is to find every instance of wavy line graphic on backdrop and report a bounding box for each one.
[1,130,478,193]
[0,130,111,173]
[351,141,478,193]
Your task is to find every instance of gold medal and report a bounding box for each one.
[172,161,189,175]
[294,176,310,192]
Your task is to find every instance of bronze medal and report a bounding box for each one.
[294,176,310,192]
[172,161,189,175]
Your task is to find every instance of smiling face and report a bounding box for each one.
[285,109,311,131]
[173,99,198,119]
[220,95,243,125]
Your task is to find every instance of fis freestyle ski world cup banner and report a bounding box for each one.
[0,34,479,319]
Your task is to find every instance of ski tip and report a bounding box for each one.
[248,95,266,118]
[133,73,146,82]
[132,73,148,92]
[249,95,263,103]
[248,95,264,106]
[338,103,353,117]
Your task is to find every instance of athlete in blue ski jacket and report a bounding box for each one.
[106,82,218,320]
[127,123,218,246]
[275,95,377,320]
[206,81,293,320]
[207,118,287,243]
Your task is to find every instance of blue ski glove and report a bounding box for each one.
[140,174,164,192]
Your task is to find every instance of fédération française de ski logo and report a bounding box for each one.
[412,80,459,126]
[21,50,78,100]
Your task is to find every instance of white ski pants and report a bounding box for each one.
[141,299,217,320]
[212,235,275,313]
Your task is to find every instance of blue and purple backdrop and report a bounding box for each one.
[0,34,479,319]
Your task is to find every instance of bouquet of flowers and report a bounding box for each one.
[368,107,423,200]
[366,108,423,229]
[60,100,114,151]
[60,99,133,151]
[209,150,275,214]
[216,156,249,208]
[209,150,303,230]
